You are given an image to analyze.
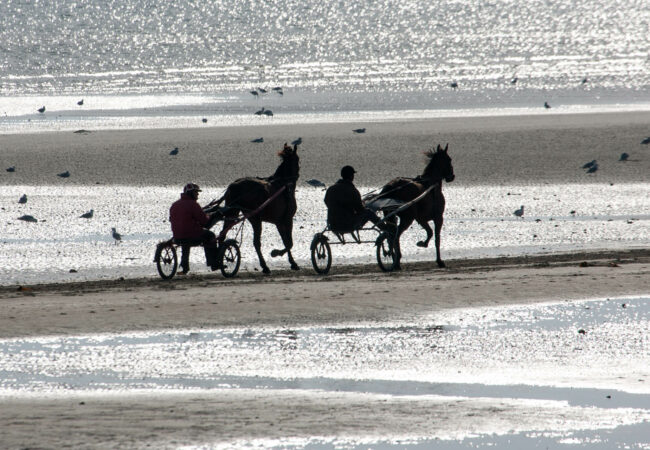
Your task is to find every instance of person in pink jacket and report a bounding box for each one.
[169,183,218,274]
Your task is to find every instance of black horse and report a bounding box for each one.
[217,143,300,274]
[377,143,455,268]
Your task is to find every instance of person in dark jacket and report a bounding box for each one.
[169,183,218,274]
[324,165,385,232]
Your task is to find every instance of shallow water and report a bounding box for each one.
[0,183,648,285]
[1,0,649,133]
[1,296,649,447]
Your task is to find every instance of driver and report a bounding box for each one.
[169,183,219,274]
[324,165,390,233]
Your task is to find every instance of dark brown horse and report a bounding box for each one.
[219,143,300,274]
[377,143,455,269]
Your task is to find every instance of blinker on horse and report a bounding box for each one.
[378,143,455,269]
[219,143,300,274]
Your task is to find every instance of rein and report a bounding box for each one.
[363,175,437,205]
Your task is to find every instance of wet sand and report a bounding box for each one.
[1,112,649,448]
[2,111,650,187]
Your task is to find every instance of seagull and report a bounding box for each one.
[272,87,284,95]
[306,179,326,188]
[292,137,302,146]
[18,214,38,223]
[202,118,207,123]
[111,227,122,244]
[619,152,629,161]
[582,160,596,169]
[170,147,179,155]
[514,205,524,218]
[250,90,259,97]
[510,76,518,84]
[352,128,366,133]
[641,137,650,145]
[6,166,15,172]
[258,88,267,94]
[57,170,70,178]
[581,77,588,85]
[38,106,45,113]
[263,109,273,116]
[255,107,272,116]
[251,137,264,143]
[18,194,27,204]
[449,81,458,89]
[544,101,551,109]
[77,99,84,106]
[80,209,94,219]
[586,163,599,173]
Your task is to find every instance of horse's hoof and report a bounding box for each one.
[416,241,428,248]
[437,260,446,268]
[262,267,271,274]
[291,264,300,271]
[270,249,282,258]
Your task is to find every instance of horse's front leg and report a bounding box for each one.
[433,216,445,268]
[250,218,270,274]
[270,222,300,270]
[393,216,414,271]
[415,219,433,248]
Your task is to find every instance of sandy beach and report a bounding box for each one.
[1,112,649,448]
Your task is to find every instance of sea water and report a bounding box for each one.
[1,0,650,133]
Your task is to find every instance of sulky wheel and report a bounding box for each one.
[376,232,397,272]
[218,239,241,278]
[155,241,178,280]
[310,233,332,274]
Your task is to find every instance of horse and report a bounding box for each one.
[377,143,455,269]
[217,143,300,274]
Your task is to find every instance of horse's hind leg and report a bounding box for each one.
[271,222,300,270]
[433,215,445,268]
[416,219,433,248]
[250,218,270,274]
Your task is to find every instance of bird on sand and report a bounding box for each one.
[18,194,27,204]
[18,214,38,223]
[586,163,599,173]
[170,147,179,155]
[250,90,259,97]
[77,99,84,106]
[202,118,208,123]
[257,88,267,94]
[38,106,45,113]
[255,107,273,116]
[251,137,264,143]
[510,76,518,84]
[272,87,283,95]
[6,166,16,172]
[641,137,650,145]
[514,205,524,218]
[352,128,366,134]
[57,170,70,178]
[619,152,629,161]
[450,81,458,89]
[306,179,326,188]
[582,160,597,169]
[292,137,302,146]
[80,209,94,219]
[544,101,551,109]
[111,227,122,244]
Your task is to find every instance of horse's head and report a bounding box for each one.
[277,142,300,181]
[423,143,455,183]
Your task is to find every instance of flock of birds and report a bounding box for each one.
[511,143,640,219]
[448,75,590,109]
[6,162,122,243]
